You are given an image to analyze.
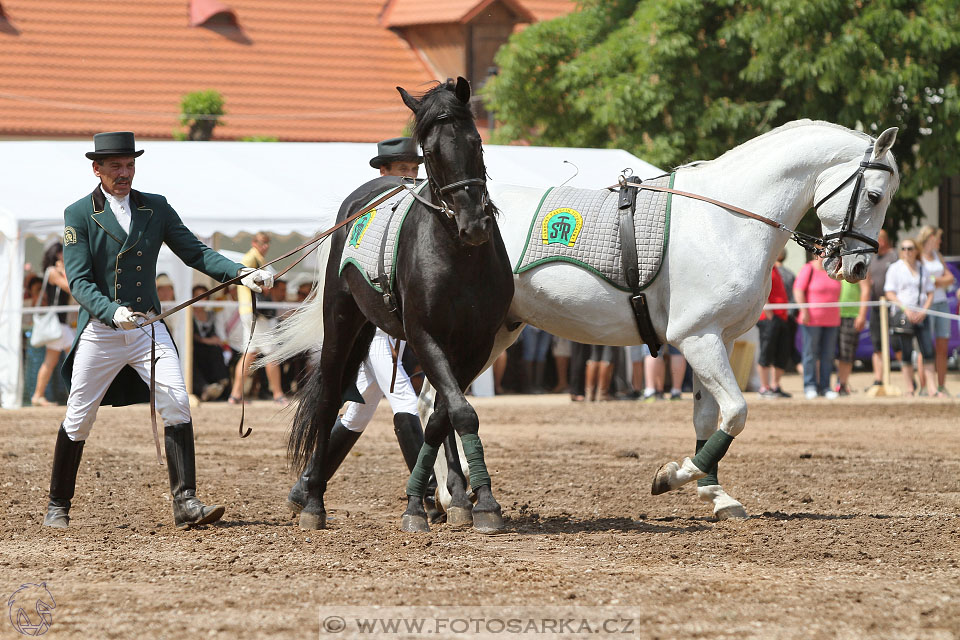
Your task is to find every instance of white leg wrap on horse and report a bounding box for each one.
[697,484,748,520]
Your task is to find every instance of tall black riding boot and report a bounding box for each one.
[393,412,443,522]
[287,418,361,513]
[165,422,224,529]
[43,425,85,528]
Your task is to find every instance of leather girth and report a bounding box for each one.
[618,180,663,355]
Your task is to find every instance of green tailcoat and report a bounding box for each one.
[61,186,244,406]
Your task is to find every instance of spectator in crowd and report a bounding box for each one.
[23,274,43,326]
[266,278,306,394]
[628,345,645,399]
[551,337,572,393]
[567,341,590,402]
[885,238,938,396]
[865,229,897,387]
[775,249,800,372]
[296,281,312,302]
[155,273,181,339]
[916,225,955,396]
[216,285,244,357]
[31,243,75,407]
[584,344,615,401]
[156,273,175,302]
[190,284,230,401]
[794,254,841,399]
[640,344,686,401]
[756,264,792,398]
[229,233,289,406]
[520,326,551,393]
[834,279,869,395]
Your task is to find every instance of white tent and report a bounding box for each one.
[0,140,662,408]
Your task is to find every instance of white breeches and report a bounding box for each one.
[341,329,418,433]
[63,321,191,441]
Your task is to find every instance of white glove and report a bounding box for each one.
[113,306,137,330]
[239,267,274,293]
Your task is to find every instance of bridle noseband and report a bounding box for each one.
[812,147,894,259]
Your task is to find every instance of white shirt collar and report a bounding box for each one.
[100,186,132,233]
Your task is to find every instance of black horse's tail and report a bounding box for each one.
[287,323,376,474]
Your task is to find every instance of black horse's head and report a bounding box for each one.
[397,77,492,246]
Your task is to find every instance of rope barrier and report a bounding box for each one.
[762,300,960,321]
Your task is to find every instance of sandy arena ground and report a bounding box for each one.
[2,371,959,639]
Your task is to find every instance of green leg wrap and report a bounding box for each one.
[695,439,719,487]
[691,430,733,478]
[405,443,440,497]
[460,433,491,489]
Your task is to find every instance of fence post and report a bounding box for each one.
[867,298,902,397]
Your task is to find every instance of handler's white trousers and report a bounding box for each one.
[63,321,191,441]
[341,329,418,433]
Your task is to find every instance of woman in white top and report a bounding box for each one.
[31,243,75,406]
[884,238,937,396]
[916,225,955,396]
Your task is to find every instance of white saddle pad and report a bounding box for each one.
[515,174,673,291]
[338,184,424,292]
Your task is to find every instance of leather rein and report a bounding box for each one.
[132,185,405,462]
[618,145,892,259]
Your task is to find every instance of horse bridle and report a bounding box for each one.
[404,113,488,219]
[812,146,895,258]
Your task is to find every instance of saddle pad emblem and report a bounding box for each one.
[542,208,583,247]
[348,209,376,248]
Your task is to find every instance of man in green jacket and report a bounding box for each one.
[45,131,273,529]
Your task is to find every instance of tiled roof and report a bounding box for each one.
[521,0,577,21]
[0,1,436,141]
[0,0,577,141]
[382,0,533,27]
[381,0,573,27]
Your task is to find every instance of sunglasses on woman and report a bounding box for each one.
[901,245,916,252]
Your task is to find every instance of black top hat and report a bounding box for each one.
[369,137,423,169]
[85,131,145,160]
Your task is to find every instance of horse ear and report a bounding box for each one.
[397,86,420,114]
[873,127,898,160]
[455,76,471,104]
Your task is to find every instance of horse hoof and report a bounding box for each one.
[472,511,503,534]
[299,511,326,530]
[445,506,473,527]
[715,504,749,520]
[287,499,304,515]
[651,461,679,495]
[401,514,430,533]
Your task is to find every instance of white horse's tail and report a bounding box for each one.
[252,240,330,367]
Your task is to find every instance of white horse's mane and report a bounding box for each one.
[675,120,881,171]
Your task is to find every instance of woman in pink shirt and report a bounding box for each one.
[793,255,842,399]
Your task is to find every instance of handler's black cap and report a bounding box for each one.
[369,137,422,169]
[85,131,145,160]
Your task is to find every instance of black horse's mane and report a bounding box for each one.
[411,80,475,145]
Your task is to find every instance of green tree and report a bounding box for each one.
[485,0,960,231]
[177,89,226,141]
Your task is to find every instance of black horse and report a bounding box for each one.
[288,78,514,532]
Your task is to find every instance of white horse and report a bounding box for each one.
[425,120,899,520]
